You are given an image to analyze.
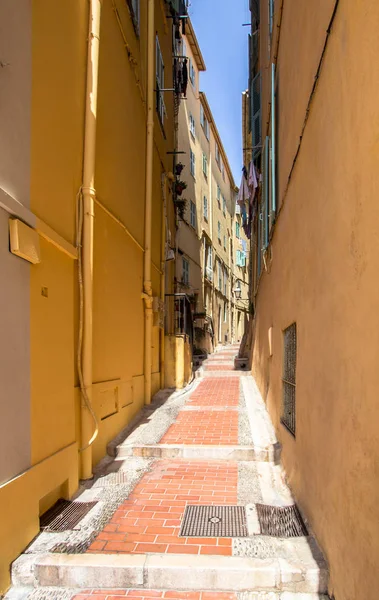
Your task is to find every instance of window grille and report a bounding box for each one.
[281,323,297,436]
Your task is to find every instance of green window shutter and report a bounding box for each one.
[251,72,261,157]
[263,136,270,249]
[270,63,276,220]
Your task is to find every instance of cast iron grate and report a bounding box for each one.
[256,504,308,537]
[281,322,297,436]
[180,505,247,538]
[40,499,98,532]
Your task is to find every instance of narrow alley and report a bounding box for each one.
[6,347,327,599]
[1,0,379,599]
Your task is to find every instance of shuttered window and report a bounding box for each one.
[270,63,276,225]
[251,72,261,157]
[127,0,140,35]
[156,36,166,125]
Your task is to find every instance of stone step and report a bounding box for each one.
[12,553,328,595]
[114,443,280,462]
[4,587,330,600]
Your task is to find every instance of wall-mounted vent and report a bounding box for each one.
[281,322,297,436]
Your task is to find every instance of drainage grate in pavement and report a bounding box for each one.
[93,471,130,487]
[256,504,308,537]
[40,499,98,532]
[180,505,247,537]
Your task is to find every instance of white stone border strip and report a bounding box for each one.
[12,552,328,594]
[114,444,276,462]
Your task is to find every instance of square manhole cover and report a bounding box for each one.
[256,504,308,537]
[180,505,247,537]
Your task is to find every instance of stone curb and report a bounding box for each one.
[12,553,328,594]
[114,443,278,462]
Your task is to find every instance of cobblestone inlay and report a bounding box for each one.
[88,460,238,556]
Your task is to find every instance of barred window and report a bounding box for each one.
[281,323,297,436]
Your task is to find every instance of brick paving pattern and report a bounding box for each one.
[160,411,238,445]
[73,592,237,600]
[88,461,237,556]
[187,379,240,407]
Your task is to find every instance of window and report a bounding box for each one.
[203,195,208,220]
[190,200,196,228]
[182,257,189,286]
[205,244,213,281]
[236,222,240,238]
[181,38,187,58]
[224,302,227,322]
[223,235,226,250]
[223,195,226,215]
[221,160,225,181]
[202,153,208,178]
[190,149,195,177]
[127,0,140,35]
[189,113,195,138]
[224,270,228,296]
[200,104,210,140]
[281,323,297,436]
[156,37,166,125]
[189,59,196,88]
[215,142,220,166]
[217,221,221,241]
[236,250,246,267]
[217,185,221,206]
[218,261,222,291]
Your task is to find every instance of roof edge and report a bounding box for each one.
[186,18,206,71]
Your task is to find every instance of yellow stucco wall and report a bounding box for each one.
[0,0,176,593]
[252,1,379,598]
[165,335,192,389]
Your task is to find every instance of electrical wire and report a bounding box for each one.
[76,188,99,452]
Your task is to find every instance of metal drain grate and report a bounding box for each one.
[180,505,247,537]
[256,504,308,537]
[40,499,97,532]
[94,471,130,487]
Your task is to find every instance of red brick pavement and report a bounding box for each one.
[160,411,238,445]
[73,592,237,600]
[187,379,240,407]
[88,461,238,556]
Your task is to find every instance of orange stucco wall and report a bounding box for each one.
[252,1,379,599]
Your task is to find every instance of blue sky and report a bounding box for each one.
[188,0,250,184]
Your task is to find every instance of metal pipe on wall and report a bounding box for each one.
[79,0,102,479]
[142,0,155,405]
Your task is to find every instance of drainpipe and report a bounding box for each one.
[79,0,102,479]
[160,174,167,389]
[142,0,155,405]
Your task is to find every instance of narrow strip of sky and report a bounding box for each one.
[188,0,250,184]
